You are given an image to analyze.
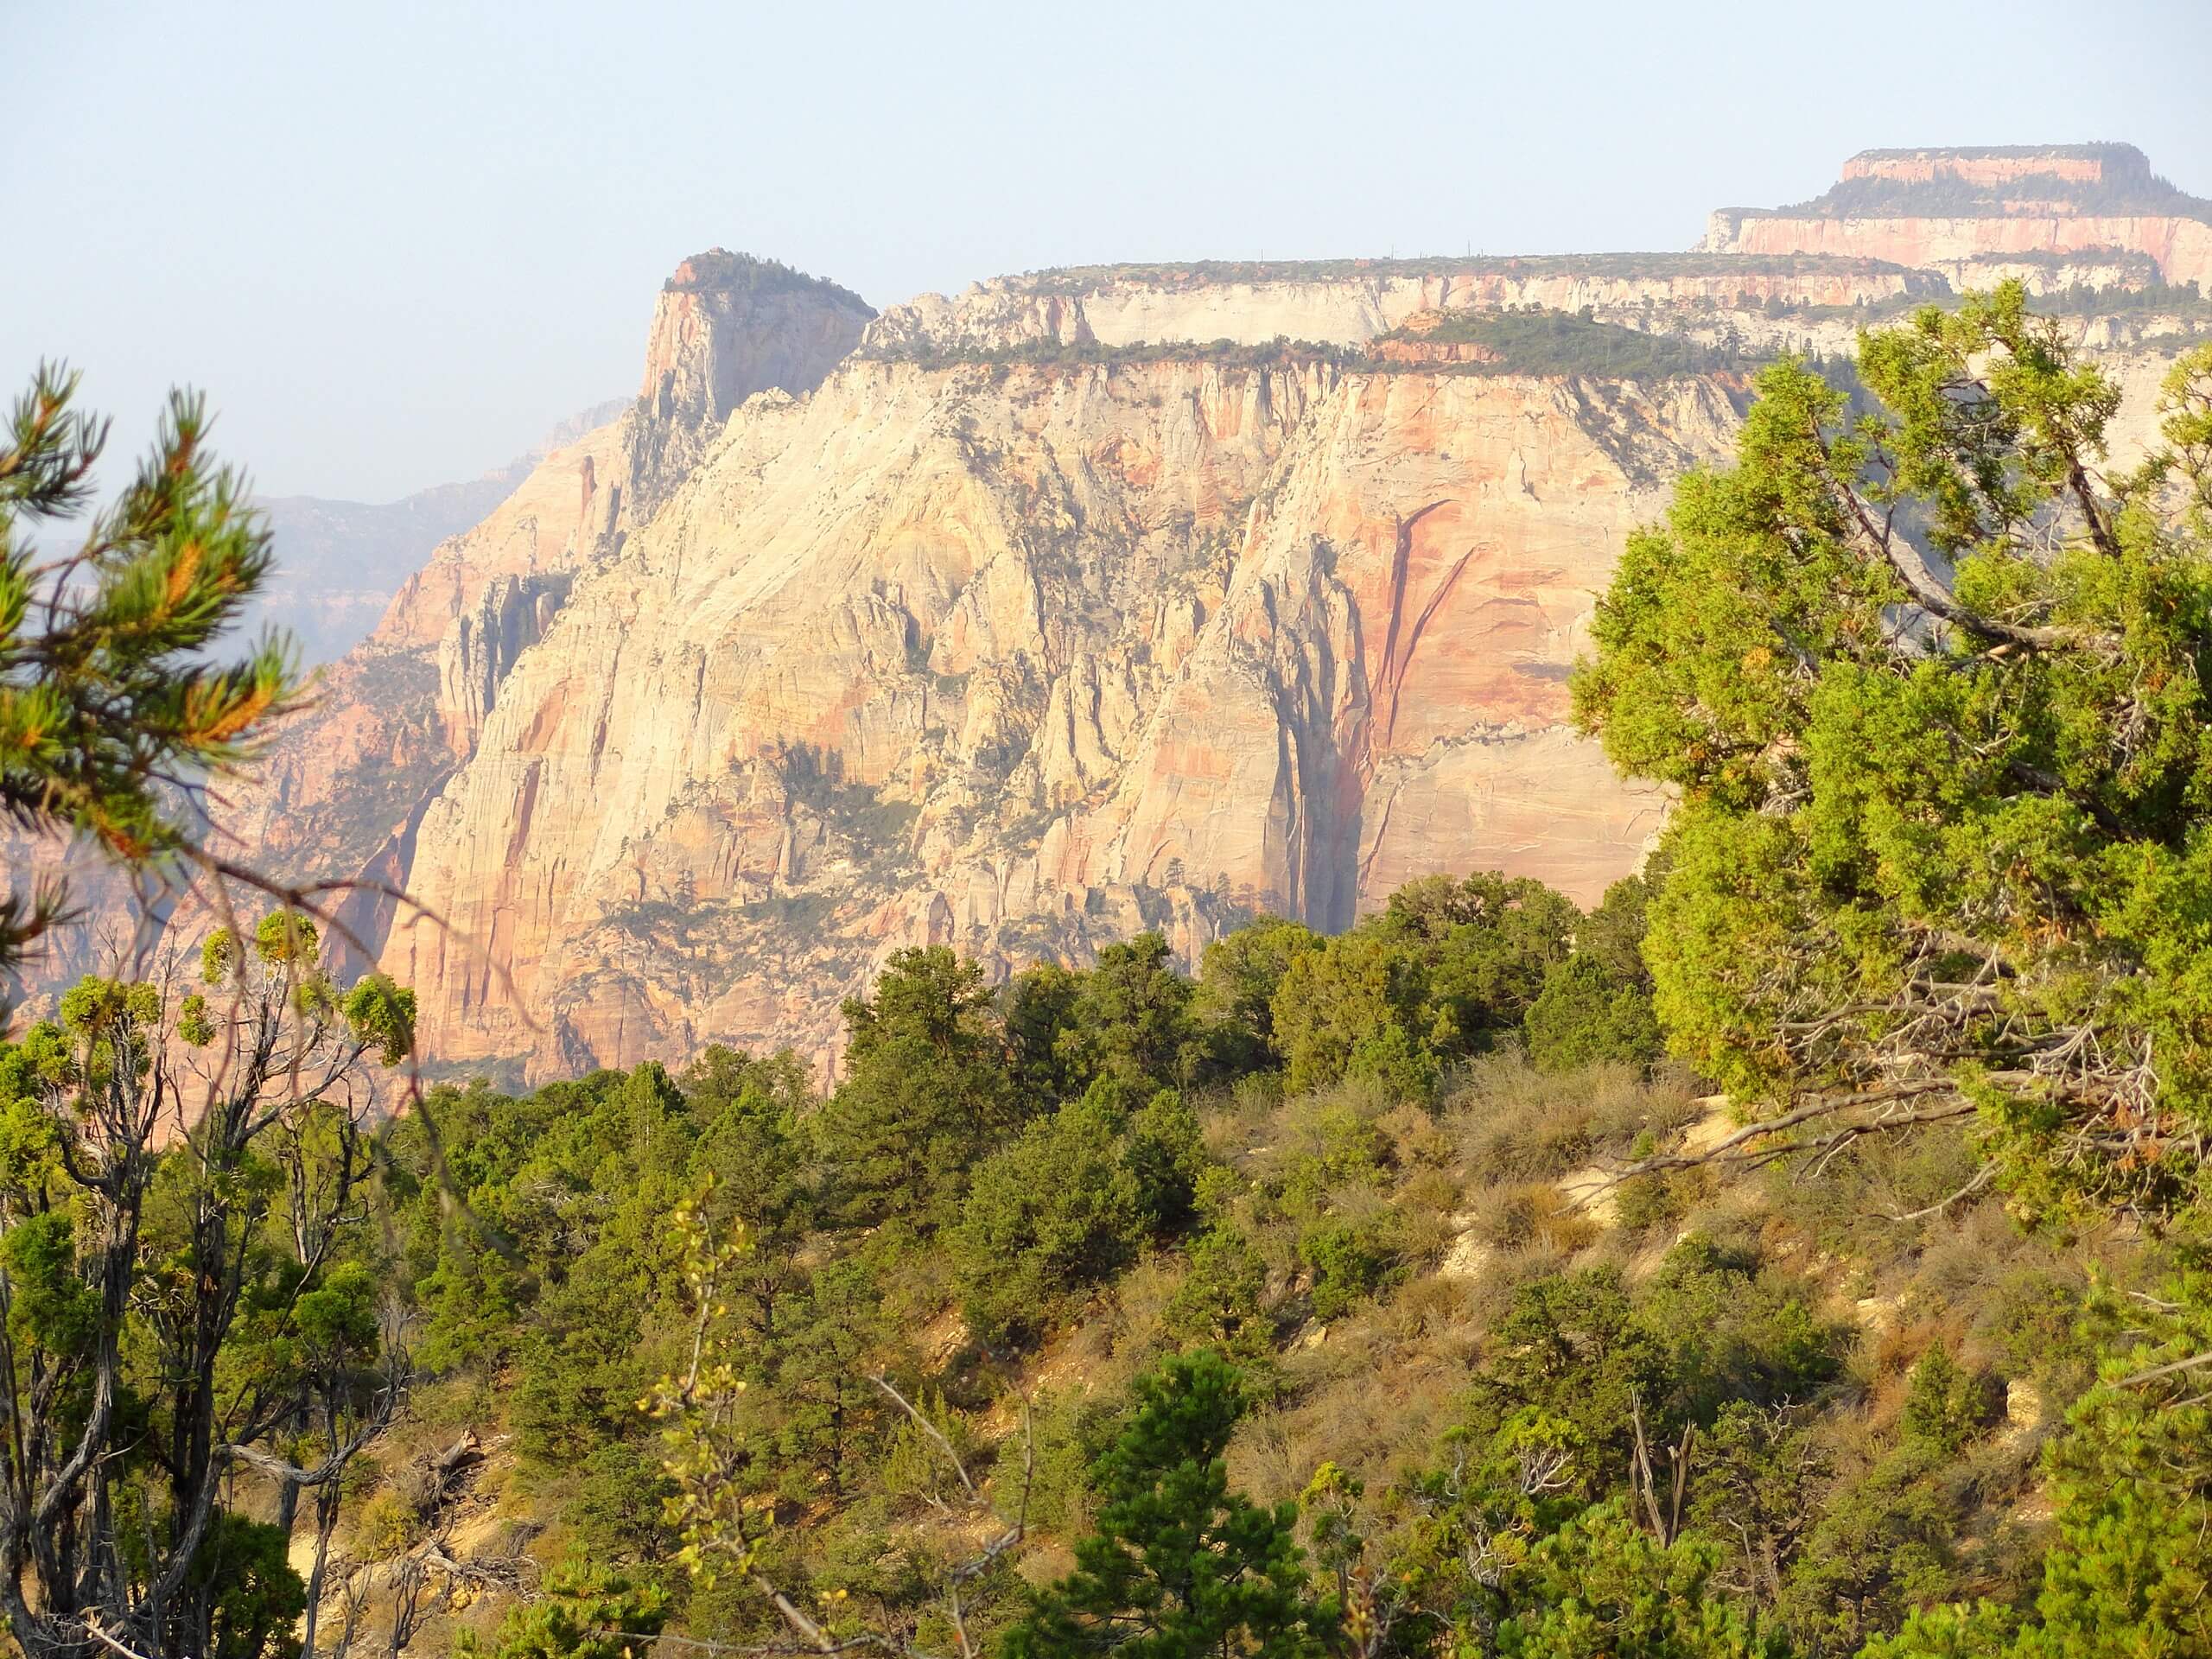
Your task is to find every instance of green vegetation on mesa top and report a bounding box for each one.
[868,309,1766,380]
[1379,307,1756,378]
[1014,251,1925,294]
[661,247,874,313]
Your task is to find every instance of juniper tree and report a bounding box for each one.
[1575,285,2212,1224]
[1576,283,2212,1659]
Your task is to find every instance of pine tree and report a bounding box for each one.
[1001,1350,1324,1659]
[0,367,301,996]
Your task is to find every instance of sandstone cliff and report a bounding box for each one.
[191,253,876,990]
[864,255,1939,356]
[377,351,1741,1079]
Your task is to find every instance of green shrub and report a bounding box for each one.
[1299,1211,1403,1321]
[949,1097,1142,1345]
[1524,954,1662,1073]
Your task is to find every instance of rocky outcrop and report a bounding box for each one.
[1925,248,2158,296]
[245,399,626,667]
[625,251,876,521]
[382,255,871,655]
[1840,145,2137,190]
[133,251,880,991]
[378,354,1739,1079]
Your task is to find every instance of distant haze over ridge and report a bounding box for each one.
[245,397,626,665]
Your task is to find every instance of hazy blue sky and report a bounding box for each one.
[8,0,2211,503]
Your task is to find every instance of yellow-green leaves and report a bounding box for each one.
[641,1180,761,1590]
[341,973,416,1067]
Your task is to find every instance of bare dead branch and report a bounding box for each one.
[2114,1350,2212,1390]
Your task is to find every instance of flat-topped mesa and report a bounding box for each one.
[1705,143,2212,292]
[1840,143,2154,192]
[862,254,1939,357]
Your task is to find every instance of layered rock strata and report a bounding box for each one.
[377,353,1740,1078]
[863,255,1940,356]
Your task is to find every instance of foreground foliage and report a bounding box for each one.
[1575,285,2212,1223]
[0,916,411,1658]
[0,367,302,995]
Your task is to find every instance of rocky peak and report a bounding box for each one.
[625,250,875,523]
[639,250,874,423]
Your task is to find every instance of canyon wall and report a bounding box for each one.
[15,167,2205,1082]
[378,353,1736,1079]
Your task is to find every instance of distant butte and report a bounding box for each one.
[1702,143,2212,294]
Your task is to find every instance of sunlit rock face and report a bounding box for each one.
[861,255,1937,357]
[178,253,875,993]
[378,347,1736,1081]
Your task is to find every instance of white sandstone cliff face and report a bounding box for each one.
[1703,210,2212,294]
[379,356,1740,1079]
[863,258,1937,356]
[1924,250,2159,296]
[171,256,880,983]
[1699,203,2212,296]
